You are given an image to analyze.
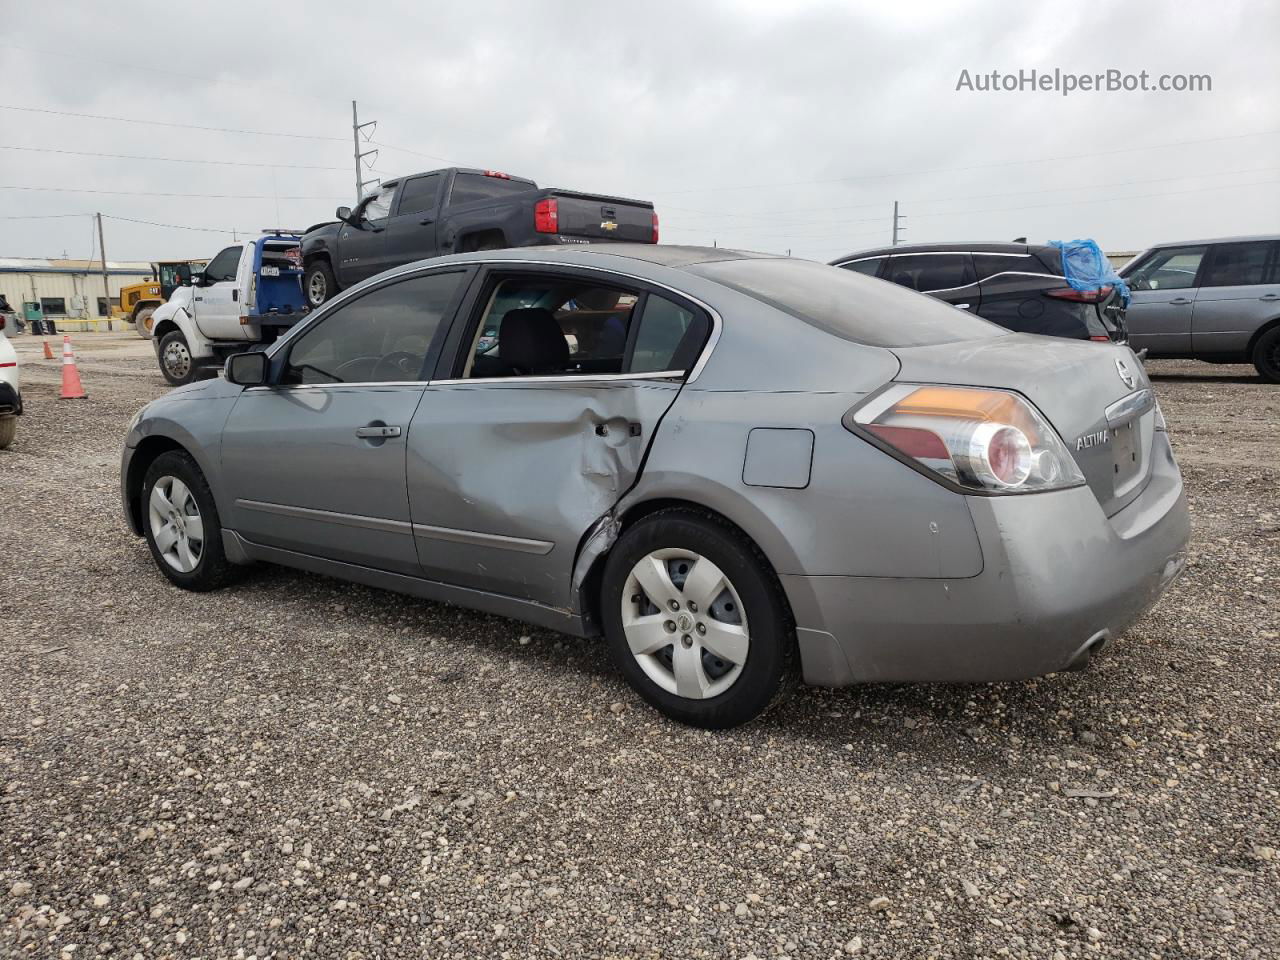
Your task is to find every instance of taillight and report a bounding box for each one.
[534,198,558,234]
[651,211,660,244]
[483,170,511,179]
[846,385,1085,494]
[1045,283,1113,303]
[1089,335,1111,342]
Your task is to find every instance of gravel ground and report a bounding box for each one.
[2,333,1277,959]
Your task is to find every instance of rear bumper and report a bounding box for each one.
[784,433,1190,685]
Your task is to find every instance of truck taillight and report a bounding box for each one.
[1045,284,1112,303]
[534,198,558,234]
[651,211,660,244]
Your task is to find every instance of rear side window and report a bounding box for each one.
[885,254,974,292]
[689,258,999,348]
[629,296,709,373]
[837,257,884,277]
[397,174,442,217]
[448,174,536,207]
[1200,241,1273,288]
[973,254,1039,280]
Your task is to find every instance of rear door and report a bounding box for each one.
[218,268,472,575]
[886,253,981,312]
[383,172,444,272]
[1121,246,1207,355]
[1190,240,1279,357]
[405,265,711,607]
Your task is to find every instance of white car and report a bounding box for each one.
[0,316,21,449]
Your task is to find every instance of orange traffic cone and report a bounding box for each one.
[43,339,54,360]
[59,336,87,400]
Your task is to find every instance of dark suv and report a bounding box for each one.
[831,242,1126,342]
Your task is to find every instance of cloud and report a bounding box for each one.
[2,0,1277,261]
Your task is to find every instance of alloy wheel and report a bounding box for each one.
[148,475,204,573]
[307,272,327,307]
[621,548,750,700]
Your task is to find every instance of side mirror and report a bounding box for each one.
[190,271,206,287]
[225,351,268,387]
[336,205,353,223]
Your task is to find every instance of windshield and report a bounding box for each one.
[688,257,1002,348]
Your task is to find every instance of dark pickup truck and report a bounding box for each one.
[301,167,658,306]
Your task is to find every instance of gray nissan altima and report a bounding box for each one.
[121,244,1190,728]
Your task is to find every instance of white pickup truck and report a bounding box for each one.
[150,233,308,385]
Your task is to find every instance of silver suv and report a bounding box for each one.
[1121,235,1280,381]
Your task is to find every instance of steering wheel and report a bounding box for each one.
[371,351,424,381]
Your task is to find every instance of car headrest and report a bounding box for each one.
[500,307,569,375]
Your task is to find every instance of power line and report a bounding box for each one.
[102,215,252,235]
[0,212,89,220]
[0,185,343,201]
[0,144,347,171]
[0,104,347,141]
[649,128,1280,196]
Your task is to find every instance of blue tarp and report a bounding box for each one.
[1049,238,1130,306]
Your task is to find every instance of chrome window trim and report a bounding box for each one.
[429,370,685,387]
[265,259,724,385]
[236,498,412,535]
[244,381,426,392]
[411,522,554,555]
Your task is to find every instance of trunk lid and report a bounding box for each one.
[891,334,1154,516]
[547,189,654,243]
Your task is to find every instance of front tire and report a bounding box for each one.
[133,304,157,339]
[601,509,794,729]
[1252,325,1280,383]
[141,451,239,591]
[303,260,338,308]
[157,330,197,386]
[0,416,15,450]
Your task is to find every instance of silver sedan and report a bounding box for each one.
[121,245,1190,728]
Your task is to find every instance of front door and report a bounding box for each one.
[384,172,443,272]
[1190,240,1279,357]
[1122,245,1207,355]
[336,182,397,286]
[195,244,244,336]
[406,267,712,608]
[219,268,472,575]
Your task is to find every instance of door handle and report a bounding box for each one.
[1260,293,1279,301]
[954,303,971,310]
[1169,297,1193,305]
[419,218,435,226]
[356,425,402,438]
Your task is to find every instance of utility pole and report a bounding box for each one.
[351,100,378,204]
[96,212,113,332]
[891,201,905,246]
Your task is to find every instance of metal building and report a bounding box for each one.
[0,258,153,326]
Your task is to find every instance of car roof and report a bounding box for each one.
[429,243,784,270]
[831,241,1040,262]
[1142,233,1280,249]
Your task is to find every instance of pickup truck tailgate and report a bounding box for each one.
[550,191,654,243]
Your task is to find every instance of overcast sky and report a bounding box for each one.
[2,0,1277,263]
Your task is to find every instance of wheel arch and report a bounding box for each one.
[1245,314,1280,356]
[458,228,508,253]
[124,435,190,535]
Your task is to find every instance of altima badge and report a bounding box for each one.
[1115,357,1136,389]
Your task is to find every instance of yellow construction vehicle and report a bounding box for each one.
[117,260,207,338]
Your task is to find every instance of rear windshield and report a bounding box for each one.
[448,174,536,207]
[688,258,1002,347]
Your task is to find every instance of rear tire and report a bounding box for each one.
[601,509,794,729]
[1252,325,1280,383]
[304,260,338,308]
[141,451,239,592]
[0,416,15,450]
[157,330,198,386]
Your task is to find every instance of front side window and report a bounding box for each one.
[448,173,536,207]
[204,246,242,283]
[397,174,442,218]
[284,271,465,384]
[1125,246,1206,291]
[886,254,974,292]
[838,258,884,277]
[363,184,396,222]
[1199,241,1273,288]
